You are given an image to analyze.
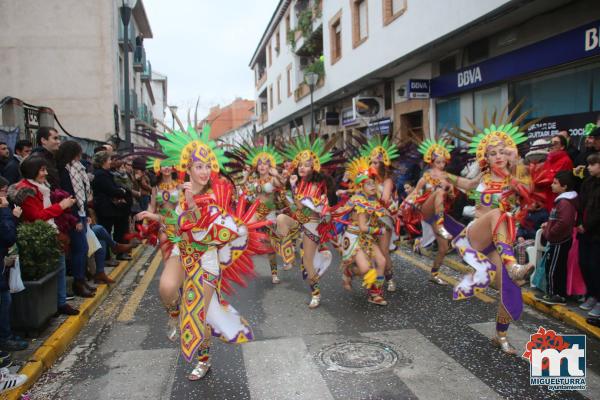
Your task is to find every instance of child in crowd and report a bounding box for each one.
[0,177,28,393]
[579,153,600,321]
[515,201,549,264]
[537,171,578,305]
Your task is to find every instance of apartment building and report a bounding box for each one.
[0,0,167,148]
[250,0,600,147]
[200,98,256,145]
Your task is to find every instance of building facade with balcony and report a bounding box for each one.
[250,0,600,148]
[0,0,167,148]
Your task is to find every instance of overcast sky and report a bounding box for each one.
[143,0,279,123]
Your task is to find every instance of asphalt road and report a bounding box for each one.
[27,246,600,400]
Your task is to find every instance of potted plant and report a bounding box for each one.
[11,220,62,333]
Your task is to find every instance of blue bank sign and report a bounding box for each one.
[431,20,600,97]
[407,79,430,99]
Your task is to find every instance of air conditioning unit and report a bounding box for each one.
[352,96,384,121]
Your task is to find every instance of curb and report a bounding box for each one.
[397,245,600,341]
[5,245,147,400]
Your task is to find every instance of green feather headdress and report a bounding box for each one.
[282,135,333,173]
[359,135,400,167]
[468,122,527,166]
[446,101,538,167]
[146,157,162,174]
[244,144,283,168]
[157,124,229,173]
[417,139,454,164]
[584,123,598,136]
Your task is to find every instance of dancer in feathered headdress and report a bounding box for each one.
[228,141,285,284]
[358,134,401,292]
[337,156,390,305]
[137,124,270,380]
[402,138,456,285]
[275,134,337,309]
[445,102,537,355]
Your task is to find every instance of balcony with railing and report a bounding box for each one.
[294,57,325,102]
[141,60,152,81]
[118,21,135,51]
[133,46,146,72]
[288,0,322,55]
[120,89,138,118]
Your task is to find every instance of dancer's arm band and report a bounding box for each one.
[447,173,458,185]
[368,227,381,235]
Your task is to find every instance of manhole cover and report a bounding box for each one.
[318,340,402,374]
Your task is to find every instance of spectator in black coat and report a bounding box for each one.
[0,177,27,352]
[30,127,61,190]
[2,140,32,184]
[91,151,128,244]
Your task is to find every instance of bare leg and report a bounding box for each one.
[466,209,524,354]
[378,230,396,291]
[159,255,185,342]
[301,234,321,308]
[421,193,450,282]
[430,234,449,285]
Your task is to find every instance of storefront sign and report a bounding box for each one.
[367,118,392,135]
[431,20,600,97]
[526,112,598,143]
[407,79,430,99]
[341,107,358,126]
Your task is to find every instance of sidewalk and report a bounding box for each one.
[3,245,150,400]
[397,242,600,341]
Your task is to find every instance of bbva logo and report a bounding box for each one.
[457,67,482,88]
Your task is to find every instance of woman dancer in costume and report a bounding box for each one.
[359,136,401,292]
[446,112,535,354]
[136,158,183,342]
[232,144,285,284]
[274,135,334,309]
[402,139,455,285]
[339,156,389,305]
[138,125,267,379]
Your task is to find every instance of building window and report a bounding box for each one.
[436,97,460,136]
[269,85,273,110]
[285,12,291,35]
[512,63,600,118]
[287,64,293,97]
[275,28,281,55]
[351,0,368,48]
[267,43,272,67]
[383,0,407,26]
[277,75,282,104]
[329,10,342,64]
[473,87,502,128]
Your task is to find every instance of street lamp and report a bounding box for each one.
[120,0,137,152]
[168,105,178,130]
[304,71,319,134]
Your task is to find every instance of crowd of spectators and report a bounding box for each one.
[0,128,154,384]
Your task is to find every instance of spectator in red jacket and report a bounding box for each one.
[540,135,574,211]
[13,157,79,315]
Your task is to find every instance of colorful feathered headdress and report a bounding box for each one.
[359,135,400,167]
[448,101,537,167]
[243,144,283,168]
[346,156,376,191]
[146,157,162,175]
[158,124,229,174]
[282,135,333,173]
[418,138,454,164]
